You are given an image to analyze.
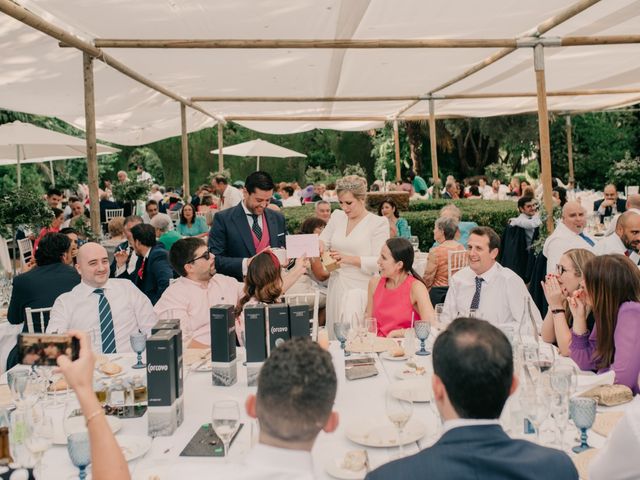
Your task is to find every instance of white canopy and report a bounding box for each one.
[211,139,306,171]
[0,0,638,142]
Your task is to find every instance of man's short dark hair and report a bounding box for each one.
[282,185,294,196]
[145,200,158,210]
[169,237,204,277]
[59,227,78,236]
[433,317,513,419]
[213,175,228,185]
[245,171,275,194]
[469,226,500,251]
[124,215,143,228]
[131,223,156,247]
[35,233,71,266]
[257,337,337,442]
[47,188,62,197]
[518,196,535,211]
[51,207,63,218]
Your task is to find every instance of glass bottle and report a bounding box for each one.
[131,375,147,405]
[94,380,108,405]
[0,426,13,466]
[108,378,126,407]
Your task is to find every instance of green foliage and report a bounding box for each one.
[129,147,164,184]
[484,162,512,184]
[0,187,53,237]
[370,123,411,181]
[525,160,540,179]
[112,179,150,203]
[304,166,339,185]
[343,163,366,178]
[608,153,640,187]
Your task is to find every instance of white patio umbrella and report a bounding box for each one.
[211,138,306,171]
[0,121,120,187]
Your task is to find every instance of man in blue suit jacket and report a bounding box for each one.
[366,317,578,480]
[208,171,286,281]
[118,223,173,305]
[593,184,626,223]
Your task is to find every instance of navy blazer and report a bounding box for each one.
[208,204,286,281]
[593,197,626,220]
[365,425,578,480]
[128,244,173,305]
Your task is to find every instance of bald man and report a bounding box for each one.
[543,201,596,274]
[47,242,156,353]
[596,212,640,263]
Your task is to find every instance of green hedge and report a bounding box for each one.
[282,200,518,251]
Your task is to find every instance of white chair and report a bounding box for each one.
[17,238,33,269]
[104,208,124,225]
[447,249,469,285]
[25,306,53,333]
[282,290,320,341]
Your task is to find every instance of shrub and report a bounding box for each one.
[608,152,640,188]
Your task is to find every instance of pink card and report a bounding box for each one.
[285,234,320,258]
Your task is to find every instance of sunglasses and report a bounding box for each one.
[189,250,212,263]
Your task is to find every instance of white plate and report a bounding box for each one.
[346,421,426,447]
[117,434,153,462]
[325,456,366,480]
[380,352,408,362]
[55,415,121,444]
[395,367,428,381]
[389,380,431,403]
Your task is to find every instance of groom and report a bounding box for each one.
[208,171,286,281]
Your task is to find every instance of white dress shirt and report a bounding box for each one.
[589,397,640,480]
[282,196,302,208]
[221,185,243,210]
[441,262,542,328]
[509,213,542,247]
[137,171,153,183]
[594,232,627,256]
[47,279,157,353]
[543,221,595,274]
[442,418,501,435]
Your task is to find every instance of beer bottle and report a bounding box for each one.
[0,426,14,465]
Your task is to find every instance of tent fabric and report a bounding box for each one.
[0,0,639,143]
[211,139,306,159]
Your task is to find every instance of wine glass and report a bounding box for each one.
[26,413,53,479]
[414,320,431,356]
[211,400,240,461]
[550,392,569,450]
[365,317,378,351]
[550,366,574,396]
[67,432,91,480]
[434,303,445,328]
[8,370,30,406]
[333,315,351,356]
[521,388,550,444]
[569,397,596,453]
[385,390,413,459]
[130,330,147,369]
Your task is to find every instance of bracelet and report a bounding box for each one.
[85,409,104,427]
[551,309,566,314]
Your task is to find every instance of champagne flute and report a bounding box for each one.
[365,317,377,352]
[385,390,413,459]
[211,400,240,461]
[130,330,147,369]
[67,432,91,480]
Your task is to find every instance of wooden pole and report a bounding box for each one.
[534,45,555,234]
[83,53,101,236]
[49,160,55,187]
[192,95,419,102]
[429,99,440,199]
[217,123,224,171]
[16,146,21,188]
[393,120,401,182]
[180,103,190,199]
[566,116,575,183]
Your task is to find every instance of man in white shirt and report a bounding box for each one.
[280,185,301,208]
[509,196,542,249]
[136,164,153,183]
[543,201,595,274]
[212,175,243,211]
[595,211,640,263]
[48,242,156,353]
[441,227,542,328]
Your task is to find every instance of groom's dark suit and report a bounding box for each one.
[208,203,286,281]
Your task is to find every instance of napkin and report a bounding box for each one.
[574,370,615,396]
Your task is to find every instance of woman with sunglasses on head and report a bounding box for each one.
[541,248,595,356]
[569,254,640,393]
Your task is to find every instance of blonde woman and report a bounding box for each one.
[319,175,389,337]
[541,248,595,356]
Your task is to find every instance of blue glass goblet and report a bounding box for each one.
[414,320,431,356]
[569,397,596,453]
[67,432,91,480]
[130,331,147,369]
[333,322,351,357]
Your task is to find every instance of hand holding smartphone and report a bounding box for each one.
[17,333,80,366]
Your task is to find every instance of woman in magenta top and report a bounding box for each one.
[569,254,640,394]
[365,237,434,337]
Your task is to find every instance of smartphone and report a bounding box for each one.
[17,333,80,366]
[104,405,147,419]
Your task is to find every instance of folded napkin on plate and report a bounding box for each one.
[580,384,633,407]
[575,370,615,396]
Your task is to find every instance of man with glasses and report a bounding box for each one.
[154,237,243,348]
[208,171,287,281]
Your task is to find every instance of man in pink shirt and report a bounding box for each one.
[154,237,243,348]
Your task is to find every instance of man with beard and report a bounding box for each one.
[595,211,640,266]
[154,237,243,348]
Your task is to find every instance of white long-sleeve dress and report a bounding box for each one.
[319,209,389,338]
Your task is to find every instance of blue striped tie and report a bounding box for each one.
[470,277,484,310]
[94,288,116,353]
[578,232,595,247]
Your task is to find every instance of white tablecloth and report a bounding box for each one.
[0,320,21,375]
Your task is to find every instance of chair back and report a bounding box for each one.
[282,290,320,341]
[168,210,181,228]
[25,306,53,333]
[104,208,124,224]
[17,238,33,269]
[447,249,469,285]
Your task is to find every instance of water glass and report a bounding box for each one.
[569,397,596,453]
[385,390,413,459]
[212,400,240,461]
[130,331,147,369]
[365,317,377,351]
[550,392,569,450]
[550,366,576,396]
[26,413,53,478]
[333,317,351,356]
[434,304,445,327]
[521,389,550,443]
[8,370,30,405]
[67,432,91,480]
[414,320,431,356]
